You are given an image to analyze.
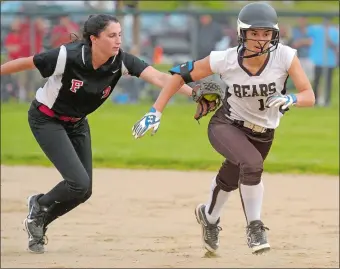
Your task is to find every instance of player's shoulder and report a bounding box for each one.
[61,41,90,66]
[271,43,296,62]
[271,43,297,70]
[226,46,241,61]
[119,48,142,61]
[276,42,295,51]
[118,48,129,60]
[227,46,239,54]
[210,46,238,63]
[63,40,84,51]
[211,46,238,56]
[209,46,239,74]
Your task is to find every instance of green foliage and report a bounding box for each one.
[138,1,180,11]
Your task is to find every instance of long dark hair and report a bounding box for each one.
[82,14,119,46]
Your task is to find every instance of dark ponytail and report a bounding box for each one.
[82,14,119,46]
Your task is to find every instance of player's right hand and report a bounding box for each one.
[132,107,162,139]
[265,93,297,110]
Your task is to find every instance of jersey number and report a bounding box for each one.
[258,99,266,111]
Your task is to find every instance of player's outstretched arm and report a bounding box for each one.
[138,66,193,97]
[153,56,214,113]
[131,56,214,139]
[0,56,36,75]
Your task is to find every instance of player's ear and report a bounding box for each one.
[90,35,97,44]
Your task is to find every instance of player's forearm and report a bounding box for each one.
[153,75,185,112]
[178,84,193,97]
[158,72,192,97]
[0,56,35,75]
[294,89,315,107]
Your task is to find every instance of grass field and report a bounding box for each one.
[1,74,339,175]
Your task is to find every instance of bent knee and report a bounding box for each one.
[216,161,240,192]
[67,176,91,197]
[77,178,91,196]
[240,160,263,186]
[81,189,92,203]
[216,175,238,192]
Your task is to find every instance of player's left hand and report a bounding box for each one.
[132,107,162,139]
[265,93,297,110]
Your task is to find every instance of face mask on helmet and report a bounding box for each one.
[236,2,280,58]
[238,26,280,58]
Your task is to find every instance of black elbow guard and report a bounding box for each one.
[169,61,195,84]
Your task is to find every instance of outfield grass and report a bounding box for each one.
[1,95,338,175]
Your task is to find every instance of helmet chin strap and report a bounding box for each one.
[243,38,271,58]
[242,51,267,59]
[240,45,269,59]
[238,34,279,59]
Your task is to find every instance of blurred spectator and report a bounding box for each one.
[3,19,22,101]
[279,24,291,45]
[18,16,46,101]
[214,25,235,51]
[50,14,80,48]
[3,16,47,102]
[291,17,314,81]
[215,34,231,51]
[308,19,339,106]
[1,75,18,103]
[197,15,223,59]
[19,16,45,56]
[214,25,238,51]
[336,24,340,67]
[4,19,22,61]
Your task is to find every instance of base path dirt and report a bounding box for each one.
[1,165,339,268]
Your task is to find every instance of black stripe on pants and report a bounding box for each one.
[207,109,274,222]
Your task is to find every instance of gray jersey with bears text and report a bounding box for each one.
[209,43,296,129]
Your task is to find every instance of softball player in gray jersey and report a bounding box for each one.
[132,2,315,255]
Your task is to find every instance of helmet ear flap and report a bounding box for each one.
[270,30,280,46]
[238,29,247,46]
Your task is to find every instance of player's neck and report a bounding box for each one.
[91,47,110,70]
[243,53,268,67]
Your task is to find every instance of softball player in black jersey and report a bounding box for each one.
[0,14,193,253]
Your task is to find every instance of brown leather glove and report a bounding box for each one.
[194,98,219,121]
[192,81,224,121]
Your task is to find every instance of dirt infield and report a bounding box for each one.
[1,165,339,268]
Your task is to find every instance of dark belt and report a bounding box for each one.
[38,104,82,123]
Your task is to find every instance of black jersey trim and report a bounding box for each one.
[238,47,270,77]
